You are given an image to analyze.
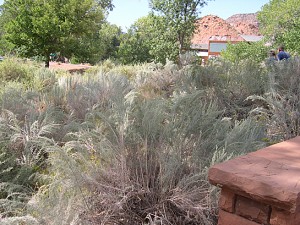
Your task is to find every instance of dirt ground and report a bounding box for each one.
[49,62,92,73]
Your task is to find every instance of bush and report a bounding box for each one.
[221,40,269,63]
[250,57,300,142]
[30,70,266,225]
[0,57,35,85]
[5,57,300,224]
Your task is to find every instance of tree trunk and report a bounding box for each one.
[45,60,50,68]
[45,54,50,68]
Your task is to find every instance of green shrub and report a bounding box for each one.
[30,71,266,224]
[249,57,300,142]
[221,40,269,63]
[0,145,35,218]
[0,57,35,85]
[3,57,299,224]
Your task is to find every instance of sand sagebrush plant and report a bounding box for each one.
[0,105,64,220]
[178,59,268,120]
[2,58,293,224]
[0,57,36,85]
[248,58,300,142]
[0,82,41,121]
[32,68,58,92]
[133,60,180,99]
[0,148,34,218]
[28,68,266,225]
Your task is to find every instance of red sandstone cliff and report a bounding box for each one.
[226,13,260,35]
[192,13,261,45]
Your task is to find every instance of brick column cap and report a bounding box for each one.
[209,136,300,212]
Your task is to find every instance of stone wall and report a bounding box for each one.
[208,136,300,225]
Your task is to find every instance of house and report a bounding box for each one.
[190,43,209,61]
[207,35,264,59]
[191,14,263,61]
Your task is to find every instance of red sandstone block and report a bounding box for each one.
[219,188,235,213]
[218,210,260,225]
[270,207,300,225]
[235,195,270,224]
[209,136,300,213]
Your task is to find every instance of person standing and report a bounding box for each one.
[277,45,290,61]
[268,49,277,62]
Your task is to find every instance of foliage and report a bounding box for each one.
[0,215,39,225]
[150,0,211,53]
[117,25,152,64]
[70,23,121,65]
[0,5,14,55]
[0,148,34,218]
[14,61,265,224]
[178,59,268,120]
[118,14,178,65]
[31,73,265,224]
[0,58,36,85]
[97,23,122,61]
[3,0,110,67]
[248,58,300,142]
[2,57,300,224]
[221,41,269,63]
[258,0,300,54]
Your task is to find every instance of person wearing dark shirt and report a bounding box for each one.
[277,46,290,61]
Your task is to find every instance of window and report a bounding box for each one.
[209,42,228,53]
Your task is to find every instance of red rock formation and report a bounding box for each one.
[192,15,243,45]
[191,13,261,45]
[226,13,260,35]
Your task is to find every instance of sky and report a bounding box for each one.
[107,0,270,31]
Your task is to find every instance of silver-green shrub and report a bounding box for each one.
[28,65,266,224]
[1,58,287,224]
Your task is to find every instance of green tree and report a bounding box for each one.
[117,23,152,65]
[0,6,14,55]
[3,0,111,67]
[118,14,178,64]
[221,41,269,63]
[258,0,300,54]
[70,23,121,64]
[98,23,122,61]
[150,0,211,54]
[147,15,178,63]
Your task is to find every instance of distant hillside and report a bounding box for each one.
[226,13,259,25]
[192,13,261,45]
[226,13,260,35]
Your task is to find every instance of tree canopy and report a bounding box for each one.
[71,23,121,64]
[258,0,300,54]
[117,14,178,64]
[3,0,112,67]
[221,41,269,63]
[150,0,211,54]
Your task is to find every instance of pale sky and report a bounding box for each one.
[108,0,270,31]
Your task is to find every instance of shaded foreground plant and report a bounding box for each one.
[0,59,273,224]
[248,58,300,142]
[31,87,265,224]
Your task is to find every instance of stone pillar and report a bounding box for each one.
[208,136,300,225]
